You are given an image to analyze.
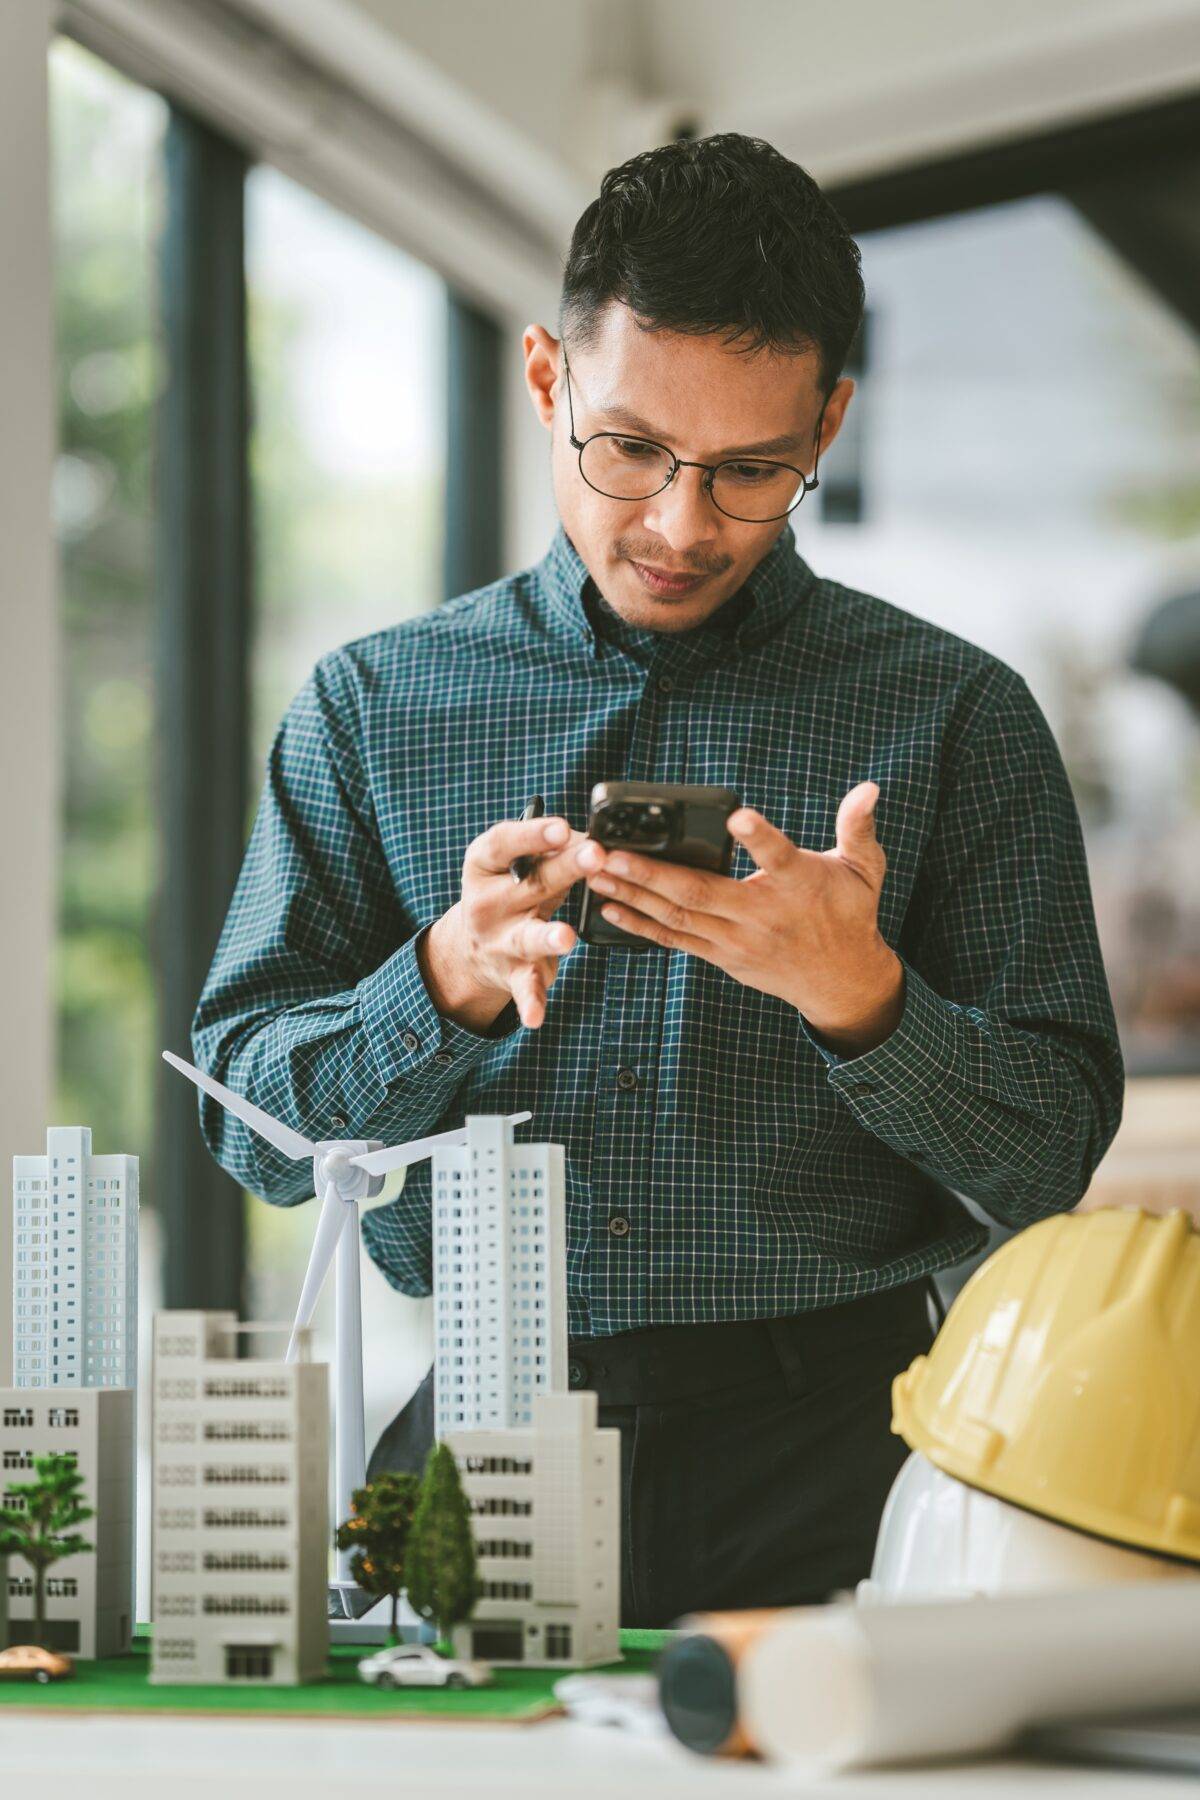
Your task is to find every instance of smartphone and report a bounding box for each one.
[578,780,741,950]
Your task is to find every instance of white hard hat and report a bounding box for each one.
[859,1451,1200,1605]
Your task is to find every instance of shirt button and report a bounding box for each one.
[401,1030,421,1053]
[655,674,675,694]
[567,1358,589,1389]
[329,1115,347,1132]
[432,1050,454,1067]
[607,1214,631,1239]
[851,1079,877,1094]
[615,1066,638,1091]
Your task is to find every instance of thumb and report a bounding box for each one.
[834,781,881,865]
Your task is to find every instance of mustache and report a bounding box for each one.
[615,539,732,578]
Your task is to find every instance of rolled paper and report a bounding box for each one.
[658,1610,783,1756]
[739,1582,1200,1772]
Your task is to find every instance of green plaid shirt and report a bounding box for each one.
[194,523,1124,1334]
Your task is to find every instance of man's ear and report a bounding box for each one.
[523,325,561,432]
[817,376,855,459]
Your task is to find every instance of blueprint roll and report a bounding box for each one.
[659,1610,783,1756]
[738,1582,1200,1773]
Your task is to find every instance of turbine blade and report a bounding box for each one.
[163,1049,315,1161]
[348,1110,533,1177]
[285,1177,349,1363]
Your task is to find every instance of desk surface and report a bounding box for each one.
[0,1710,1194,1800]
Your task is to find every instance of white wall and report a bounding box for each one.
[0,1,58,1386]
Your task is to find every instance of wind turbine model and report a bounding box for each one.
[163,1050,530,1626]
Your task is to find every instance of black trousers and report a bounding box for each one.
[368,1281,937,1628]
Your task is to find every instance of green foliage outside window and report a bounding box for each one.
[50,41,165,1155]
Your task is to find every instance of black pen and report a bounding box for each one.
[509,795,546,882]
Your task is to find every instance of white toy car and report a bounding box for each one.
[357,1643,492,1690]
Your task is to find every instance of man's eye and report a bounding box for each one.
[724,460,781,484]
[611,437,660,460]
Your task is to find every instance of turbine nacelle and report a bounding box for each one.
[314,1143,381,1204]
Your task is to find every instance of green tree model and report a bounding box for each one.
[405,1444,481,1651]
[335,1472,420,1644]
[0,1453,94,1650]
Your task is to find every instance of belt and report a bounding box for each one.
[565,1281,935,1406]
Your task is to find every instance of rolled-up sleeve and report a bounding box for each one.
[191,651,515,1207]
[802,668,1124,1228]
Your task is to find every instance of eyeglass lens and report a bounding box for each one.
[578,435,807,521]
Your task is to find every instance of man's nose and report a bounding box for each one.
[640,465,721,554]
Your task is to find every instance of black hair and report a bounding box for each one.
[559,132,864,394]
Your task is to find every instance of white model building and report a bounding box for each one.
[429,1117,620,1670]
[12,1126,138,1389]
[150,1310,329,1685]
[445,1391,620,1668]
[1,1386,135,1657]
[432,1114,567,1437]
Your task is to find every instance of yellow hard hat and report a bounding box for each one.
[892,1208,1200,1563]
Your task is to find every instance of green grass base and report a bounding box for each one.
[0,1630,670,1724]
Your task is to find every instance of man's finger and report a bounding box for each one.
[726,807,799,877]
[592,849,742,919]
[834,782,883,867]
[507,917,576,962]
[594,899,720,963]
[511,962,549,1029]
[522,834,604,902]
[468,815,571,874]
[586,871,724,944]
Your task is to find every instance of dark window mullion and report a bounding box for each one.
[444,292,504,601]
[155,105,250,1312]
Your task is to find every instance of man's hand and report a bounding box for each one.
[419,815,603,1032]
[582,781,906,1056]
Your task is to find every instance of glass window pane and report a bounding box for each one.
[49,38,166,1151]
[245,167,447,769]
[244,168,448,1459]
[808,193,1200,1074]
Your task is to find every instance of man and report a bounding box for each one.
[194,134,1124,1626]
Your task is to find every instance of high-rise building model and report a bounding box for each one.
[445,1391,620,1668]
[433,1116,619,1669]
[12,1126,138,1389]
[1,1386,135,1657]
[432,1113,567,1438]
[150,1311,329,1685]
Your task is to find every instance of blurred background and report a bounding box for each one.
[2,0,1199,1606]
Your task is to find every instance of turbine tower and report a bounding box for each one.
[162,1050,530,1620]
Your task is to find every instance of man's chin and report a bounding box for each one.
[617,560,730,628]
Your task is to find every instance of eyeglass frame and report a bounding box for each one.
[560,348,828,523]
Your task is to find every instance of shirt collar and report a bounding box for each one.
[534,522,816,660]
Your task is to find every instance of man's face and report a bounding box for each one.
[524,302,852,633]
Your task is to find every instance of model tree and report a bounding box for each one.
[405,1444,480,1650]
[0,1452,93,1649]
[335,1472,420,1644]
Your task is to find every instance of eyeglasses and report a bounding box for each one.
[561,352,825,523]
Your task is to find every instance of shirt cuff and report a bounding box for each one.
[357,926,520,1090]
[799,959,965,1158]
